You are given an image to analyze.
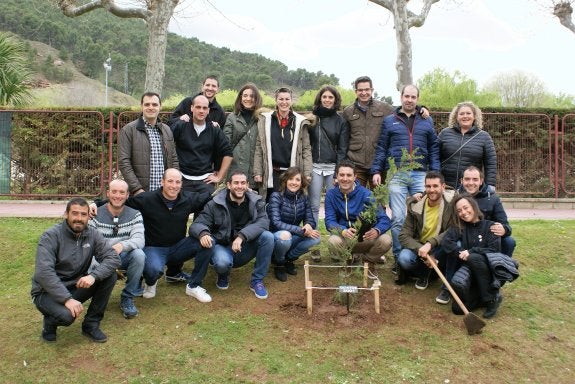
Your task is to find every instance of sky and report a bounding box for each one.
[168,0,574,103]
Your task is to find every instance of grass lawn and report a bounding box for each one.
[0,218,574,383]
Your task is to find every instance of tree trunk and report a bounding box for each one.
[144,0,179,93]
[391,0,413,91]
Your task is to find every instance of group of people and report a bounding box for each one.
[31,75,518,343]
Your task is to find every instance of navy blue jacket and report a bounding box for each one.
[324,181,391,234]
[370,107,439,175]
[267,190,316,235]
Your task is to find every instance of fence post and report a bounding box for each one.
[554,115,559,198]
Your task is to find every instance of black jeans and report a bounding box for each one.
[33,273,117,330]
[466,252,498,303]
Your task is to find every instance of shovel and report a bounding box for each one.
[427,257,486,335]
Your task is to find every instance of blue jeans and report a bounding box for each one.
[119,249,145,298]
[398,246,443,279]
[502,236,516,257]
[272,231,321,264]
[195,231,273,285]
[389,170,426,257]
[309,169,335,224]
[143,237,202,285]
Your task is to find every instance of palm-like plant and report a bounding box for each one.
[0,32,34,107]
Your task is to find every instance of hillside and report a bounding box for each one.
[26,40,137,107]
[0,0,339,99]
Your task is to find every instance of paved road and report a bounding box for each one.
[0,200,574,220]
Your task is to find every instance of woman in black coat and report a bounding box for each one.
[438,101,497,190]
[442,194,503,318]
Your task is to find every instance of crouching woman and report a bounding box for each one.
[442,194,504,319]
[267,167,321,281]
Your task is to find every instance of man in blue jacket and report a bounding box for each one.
[370,85,440,272]
[187,170,274,302]
[325,160,392,279]
[31,198,120,343]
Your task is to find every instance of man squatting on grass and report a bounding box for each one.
[32,197,120,343]
[187,170,274,302]
[88,179,146,319]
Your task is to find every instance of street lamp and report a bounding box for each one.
[103,56,112,107]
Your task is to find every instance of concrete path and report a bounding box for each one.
[0,200,574,220]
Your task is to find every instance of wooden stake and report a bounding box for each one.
[374,284,380,314]
[305,261,313,314]
[363,262,368,288]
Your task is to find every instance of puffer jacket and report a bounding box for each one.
[399,189,455,251]
[370,107,440,175]
[307,111,349,165]
[223,111,260,188]
[343,99,394,172]
[118,116,178,194]
[267,189,316,235]
[324,181,391,235]
[438,124,497,189]
[253,110,312,198]
[189,189,269,245]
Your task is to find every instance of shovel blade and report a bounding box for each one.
[464,312,486,335]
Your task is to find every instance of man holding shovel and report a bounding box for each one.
[397,171,454,303]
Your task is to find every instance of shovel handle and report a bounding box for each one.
[427,256,470,316]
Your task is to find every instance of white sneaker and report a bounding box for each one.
[186,285,212,303]
[142,282,157,299]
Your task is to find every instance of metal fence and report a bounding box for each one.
[0,110,571,198]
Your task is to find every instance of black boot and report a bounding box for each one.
[41,318,57,343]
[483,293,502,319]
[285,260,297,276]
[274,265,287,282]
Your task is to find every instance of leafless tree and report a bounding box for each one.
[56,0,181,93]
[367,0,440,91]
[552,0,575,33]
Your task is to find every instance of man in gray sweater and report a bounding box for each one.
[31,197,120,343]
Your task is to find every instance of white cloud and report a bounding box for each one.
[167,0,575,97]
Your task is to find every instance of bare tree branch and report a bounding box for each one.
[368,0,441,90]
[553,1,575,33]
[57,0,149,19]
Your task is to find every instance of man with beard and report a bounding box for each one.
[88,179,145,319]
[397,171,454,304]
[31,198,120,343]
[187,170,274,302]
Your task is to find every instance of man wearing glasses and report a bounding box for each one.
[89,179,145,319]
[342,76,395,189]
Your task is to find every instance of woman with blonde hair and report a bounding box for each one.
[438,101,497,190]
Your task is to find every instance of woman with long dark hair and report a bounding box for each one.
[442,194,503,318]
[267,167,321,281]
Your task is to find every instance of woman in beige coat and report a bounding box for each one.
[253,87,312,200]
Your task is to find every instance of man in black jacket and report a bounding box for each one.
[459,166,515,256]
[187,171,274,302]
[93,169,211,299]
[171,94,233,198]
